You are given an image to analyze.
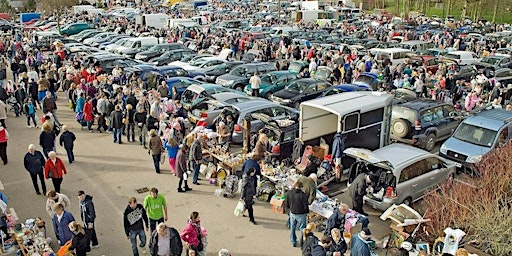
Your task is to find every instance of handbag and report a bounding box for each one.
[234,200,244,217]
[48,170,55,178]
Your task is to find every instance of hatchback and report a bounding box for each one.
[244,71,300,99]
[345,143,456,211]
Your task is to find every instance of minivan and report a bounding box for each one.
[372,48,413,69]
[398,40,434,53]
[59,22,94,36]
[440,109,512,172]
[443,51,480,66]
[216,62,277,90]
[115,37,159,58]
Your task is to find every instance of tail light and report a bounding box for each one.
[415,120,421,130]
[385,187,397,198]
[234,124,242,132]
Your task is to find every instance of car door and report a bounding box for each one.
[422,156,448,190]
[419,107,439,132]
[442,105,460,136]
[396,159,432,202]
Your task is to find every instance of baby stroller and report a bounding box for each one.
[223,175,239,198]
[75,112,87,130]
[7,95,20,117]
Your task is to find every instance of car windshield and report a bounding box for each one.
[189,58,208,67]
[288,62,303,72]
[452,123,497,147]
[287,81,309,92]
[148,45,161,51]
[355,75,373,85]
[481,57,500,65]
[261,74,277,83]
[230,67,247,76]
[315,69,330,80]
[213,63,229,71]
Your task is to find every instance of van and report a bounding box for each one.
[372,48,413,69]
[398,40,434,53]
[268,26,300,36]
[443,51,480,66]
[115,37,158,58]
[440,109,512,173]
[59,22,94,36]
[136,14,169,29]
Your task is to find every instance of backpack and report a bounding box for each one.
[302,234,319,256]
[169,227,183,256]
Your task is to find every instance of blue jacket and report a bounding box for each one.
[325,208,344,235]
[75,97,85,113]
[350,234,371,256]
[23,150,45,175]
[53,210,75,246]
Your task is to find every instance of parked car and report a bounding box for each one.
[180,84,244,109]
[68,29,100,41]
[203,61,244,83]
[473,55,512,71]
[443,50,480,66]
[252,112,299,161]
[440,109,512,172]
[244,71,300,99]
[83,32,116,46]
[188,92,252,125]
[157,66,206,81]
[181,56,228,71]
[149,49,194,66]
[135,43,186,62]
[84,54,143,74]
[271,78,332,108]
[216,62,277,91]
[390,99,464,151]
[345,143,456,211]
[318,83,371,98]
[166,77,205,99]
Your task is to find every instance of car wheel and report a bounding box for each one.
[234,85,244,91]
[265,92,273,99]
[424,133,436,151]
[402,197,412,206]
[391,119,410,138]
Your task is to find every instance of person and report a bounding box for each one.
[0,124,7,165]
[302,223,326,256]
[298,173,317,205]
[39,123,56,159]
[45,190,71,217]
[23,144,47,195]
[0,100,6,129]
[180,211,204,254]
[325,203,369,236]
[176,144,192,193]
[249,72,261,97]
[42,91,60,126]
[241,168,257,225]
[284,180,310,247]
[59,125,76,164]
[68,221,89,256]
[96,93,108,133]
[242,154,261,189]
[218,249,231,256]
[328,228,348,256]
[217,121,231,150]
[189,134,203,185]
[78,190,99,251]
[252,132,269,160]
[52,203,75,246]
[125,104,136,142]
[143,188,168,233]
[44,151,67,193]
[157,81,169,98]
[124,197,149,256]
[134,106,148,148]
[83,96,94,132]
[23,98,38,128]
[110,104,124,144]
[350,228,373,256]
[148,223,183,256]
[148,129,163,174]
[164,137,179,175]
[348,173,372,216]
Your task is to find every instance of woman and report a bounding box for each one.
[148,129,163,174]
[39,123,56,159]
[125,104,135,142]
[328,228,347,256]
[302,223,320,254]
[44,151,67,193]
[180,212,204,254]
[52,203,75,246]
[164,137,179,175]
[68,221,89,256]
[241,168,257,225]
[75,92,85,113]
[0,124,8,165]
[252,132,269,161]
[83,96,94,132]
[176,144,192,193]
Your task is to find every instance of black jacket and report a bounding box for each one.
[23,151,45,175]
[125,94,137,108]
[146,115,158,131]
[325,209,344,235]
[110,110,123,129]
[69,232,89,253]
[284,188,309,215]
[123,204,149,236]
[79,195,96,224]
[241,174,256,200]
[39,131,56,149]
[59,131,76,149]
[349,173,368,200]
[42,97,57,113]
[134,111,147,128]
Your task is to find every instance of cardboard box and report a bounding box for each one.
[270,195,285,214]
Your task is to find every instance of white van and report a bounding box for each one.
[115,37,158,56]
[443,51,480,66]
[136,14,170,29]
[371,48,413,68]
[268,26,300,36]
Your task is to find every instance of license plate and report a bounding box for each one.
[455,162,462,168]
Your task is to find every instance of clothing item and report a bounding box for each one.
[143,194,166,221]
[52,210,75,246]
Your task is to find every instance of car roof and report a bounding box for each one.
[231,99,280,111]
[209,92,250,101]
[397,99,446,111]
[373,144,432,168]
[463,109,512,131]
[266,70,295,75]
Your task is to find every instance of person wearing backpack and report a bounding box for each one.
[149,223,183,256]
[181,211,204,254]
[302,223,319,256]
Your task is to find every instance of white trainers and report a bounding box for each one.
[91,244,100,248]
[141,247,147,254]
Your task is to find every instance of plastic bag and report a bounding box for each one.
[234,200,245,217]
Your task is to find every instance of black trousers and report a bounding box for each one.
[51,177,63,193]
[352,196,364,215]
[30,172,46,194]
[0,142,6,164]
[244,198,254,221]
[86,227,98,247]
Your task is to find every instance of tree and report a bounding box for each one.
[36,0,79,14]
[0,0,10,13]
[24,0,36,11]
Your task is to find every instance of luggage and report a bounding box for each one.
[75,112,87,130]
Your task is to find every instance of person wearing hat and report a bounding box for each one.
[348,173,372,216]
[78,190,99,251]
[350,228,373,256]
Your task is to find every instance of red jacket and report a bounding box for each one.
[83,101,94,121]
[44,157,67,179]
[180,222,200,247]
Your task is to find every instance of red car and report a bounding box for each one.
[408,54,460,74]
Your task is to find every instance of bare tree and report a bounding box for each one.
[36,0,79,14]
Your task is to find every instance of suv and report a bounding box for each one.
[440,109,512,172]
[215,62,277,91]
[390,99,463,151]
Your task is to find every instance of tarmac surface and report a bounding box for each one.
[1,92,393,256]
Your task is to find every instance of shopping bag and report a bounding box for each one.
[57,240,73,256]
[234,200,245,217]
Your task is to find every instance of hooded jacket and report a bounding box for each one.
[123,203,149,236]
[180,220,200,248]
[79,195,96,225]
[23,150,45,175]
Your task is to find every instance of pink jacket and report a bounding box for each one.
[180,221,200,247]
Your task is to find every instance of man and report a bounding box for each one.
[148,223,182,256]
[143,188,168,233]
[348,173,372,216]
[189,134,203,185]
[52,203,75,246]
[45,190,71,217]
[157,81,169,99]
[350,228,373,256]
[124,197,149,256]
[23,144,47,195]
[242,154,261,190]
[298,173,317,205]
[110,104,124,144]
[59,125,76,164]
[325,203,369,236]
[78,190,99,251]
[249,72,261,97]
[96,93,108,133]
[284,180,309,247]
[42,91,60,126]
[241,168,257,225]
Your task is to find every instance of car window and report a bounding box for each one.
[420,108,438,123]
[270,106,286,117]
[316,83,328,91]
[442,105,455,117]
[497,129,508,146]
[399,159,428,183]
[424,157,443,171]
[224,97,250,104]
[304,84,316,93]
[496,70,510,78]
[433,106,444,119]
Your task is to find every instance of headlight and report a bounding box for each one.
[439,144,447,154]
[466,154,482,163]
[136,54,146,59]
[225,80,234,86]
[282,99,291,103]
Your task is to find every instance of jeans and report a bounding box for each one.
[289,213,307,245]
[138,127,147,146]
[358,215,370,229]
[129,229,146,256]
[65,147,75,163]
[42,147,55,159]
[30,172,46,194]
[51,177,63,193]
[27,113,37,127]
[149,218,164,233]
[152,154,161,173]
[86,227,98,247]
[127,123,135,141]
[192,160,200,183]
[113,128,122,143]
[87,121,93,131]
[51,110,61,126]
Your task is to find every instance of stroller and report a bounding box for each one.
[222,175,239,198]
[7,95,20,117]
[75,112,87,130]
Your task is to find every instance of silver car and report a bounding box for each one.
[345,143,456,211]
[188,92,253,125]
